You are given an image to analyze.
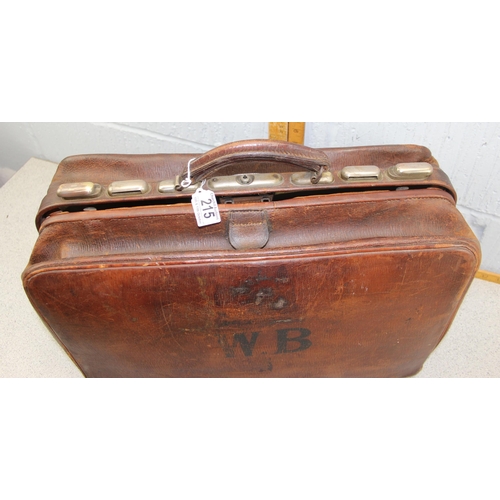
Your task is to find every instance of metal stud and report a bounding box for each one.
[57,182,102,199]
[108,180,150,196]
[388,163,434,180]
[341,166,380,181]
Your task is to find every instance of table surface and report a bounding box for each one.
[1,158,499,378]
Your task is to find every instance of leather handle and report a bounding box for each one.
[176,139,329,190]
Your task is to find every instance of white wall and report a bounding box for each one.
[1,122,498,273]
[305,123,500,274]
[0,122,269,182]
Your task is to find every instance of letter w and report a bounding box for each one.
[218,332,260,358]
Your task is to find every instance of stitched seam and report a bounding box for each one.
[193,149,327,163]
[298,195,455,207]
[231,222,267,227]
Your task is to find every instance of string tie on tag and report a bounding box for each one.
[180,158,196,189]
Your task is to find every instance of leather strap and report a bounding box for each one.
[228,210,270,250]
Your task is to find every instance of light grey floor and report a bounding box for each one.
[1,158,499,378]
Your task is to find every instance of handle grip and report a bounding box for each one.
[176,139,329,190]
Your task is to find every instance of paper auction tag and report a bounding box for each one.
[191,185,221,227]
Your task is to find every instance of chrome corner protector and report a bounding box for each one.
[108,180,150,196]
[341,165,380,181]
[388,162,434,180]
[57,182,102,199]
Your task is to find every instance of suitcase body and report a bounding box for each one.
[22,140,480,377]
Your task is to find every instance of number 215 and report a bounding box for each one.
[201,199,215,218]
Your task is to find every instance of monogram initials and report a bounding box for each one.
[217,328,312,358]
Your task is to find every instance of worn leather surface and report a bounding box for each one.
[23,141,481,377]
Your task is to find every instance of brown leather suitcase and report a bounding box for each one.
[22,140,481,377]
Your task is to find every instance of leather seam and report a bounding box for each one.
[39,195,454,232]
[24,244,479,278]
[231,222,266,227]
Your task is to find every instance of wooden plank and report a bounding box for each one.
[269,122,288,141]
[287,122,305,144]
[475,270,500,285]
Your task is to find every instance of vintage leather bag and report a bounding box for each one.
[22,140,481,377]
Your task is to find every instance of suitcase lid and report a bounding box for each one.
[34,140,455,229]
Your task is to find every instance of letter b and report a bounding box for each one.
[276,328,312,354]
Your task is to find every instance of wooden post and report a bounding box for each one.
[269,122,305,144]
